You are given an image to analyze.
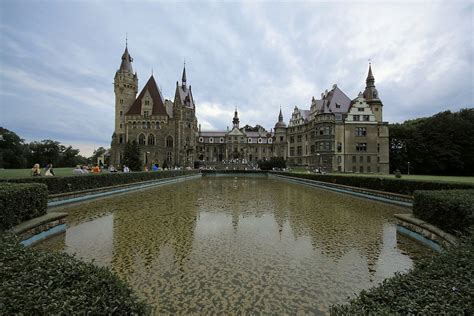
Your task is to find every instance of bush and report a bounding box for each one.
[394,169,402,178]
[0,234,150,314]
[330,232,474,314]
[0,170,199,195]
[0,183,47,230]
[258,157,286,171]
[273,172,474,196]
[413,190,474,234]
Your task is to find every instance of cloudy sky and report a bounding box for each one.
[1,0,472,156]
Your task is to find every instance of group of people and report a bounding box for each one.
[72,165,102,175]
[31,163,55,176]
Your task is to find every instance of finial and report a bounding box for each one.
[368,58,371,65]
[126,33,128,47]
[151,68,153,76]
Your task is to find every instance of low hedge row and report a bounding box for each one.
[413,190,474,234]
[330,232,474,314]
[0,170,199,195]
[0,183,48,230]
[0,234,151,314]
[273,172,474,196]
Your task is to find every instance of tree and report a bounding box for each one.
[122,140,142,171]
[0,127,27,168]
[389,108,474,176]
[258,157,286,170]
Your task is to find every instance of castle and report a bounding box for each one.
[110,44,389,173]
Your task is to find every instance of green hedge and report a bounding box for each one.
[0,170,199,195]
[413,190,474,234]
[0,183,48,230]
[0,234,150,314]
[273,172,474,196]
[330,232,474,314]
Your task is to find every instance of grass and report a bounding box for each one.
[289,167,474,184]
[0,167,108,179]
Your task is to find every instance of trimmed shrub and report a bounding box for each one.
[413,190,474,234]
[330,233,474,314]
[0,183,47,230]
[0,170,199,195]
[273,172,474,196]
[258,157,286,171]
[0,234,150,314]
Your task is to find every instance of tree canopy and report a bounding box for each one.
[389,108,474,176]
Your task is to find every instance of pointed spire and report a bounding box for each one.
[119,39,133,73]
[278,107,283,122]
[181,61,187,87]
[366,61,375,87]
[233,107,240,128]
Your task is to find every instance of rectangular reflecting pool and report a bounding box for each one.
[36,176,433,314]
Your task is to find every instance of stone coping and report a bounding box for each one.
[394,213,458,249]
[48,173,202,208]
[10,212,68,235]
[270,173,412,207]
[49,173,201,202]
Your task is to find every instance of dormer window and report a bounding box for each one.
[209,137,214,143]
[143,111,149,118]
[373,92,377,98]
[335,103,341,109]
[145,100,150,105]
[358,108,364,112]
[199,137,204,143]
[220,137,224,143]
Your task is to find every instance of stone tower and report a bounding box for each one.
[173,63,198,167]
[113,43,138,145]
[363,63,383,122]
[273,108,287,159]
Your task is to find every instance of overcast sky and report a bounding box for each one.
[1,0,472,156]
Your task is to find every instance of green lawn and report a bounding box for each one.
[0,167,103,179]
[289,168,474,184]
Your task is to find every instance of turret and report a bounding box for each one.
[114,41,138,140]
[275,107,287,129]
[363,63,383,122]
[233,108,240,129]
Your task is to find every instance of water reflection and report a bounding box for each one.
[38,177,432,314]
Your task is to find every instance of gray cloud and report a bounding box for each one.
[0,1,472,156]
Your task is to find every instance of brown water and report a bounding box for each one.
[37,177,432,314]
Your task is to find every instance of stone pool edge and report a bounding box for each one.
[48,173,202,208]
[269,173,413,208]
[394,213,458,251]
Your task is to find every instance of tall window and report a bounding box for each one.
[337,142,342,152]
[148,134,155,145]
[356,127,367,136]
[167,152,172,162]
[132,122,136,129]
[356,143,367,152]
[156,122,160,129]
[166,136,173,148]
[290,136,294,143]
[138,134,146,145]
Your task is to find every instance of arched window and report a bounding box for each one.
[132,122,136,129]
[142,121,146,129]
[156,122,160,129]
[138,134,146,145]
[148,134,155,145]
[185,136,190,146]
[166,136,173,148]
[147,122,151,129]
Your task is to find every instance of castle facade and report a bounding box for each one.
[110,44,389,173]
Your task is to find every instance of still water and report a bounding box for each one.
[37,177,432,314]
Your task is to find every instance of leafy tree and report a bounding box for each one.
[258,157,286,170]
[389,108,474,175]
[0,127,27,168]
[122,140,142,171]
